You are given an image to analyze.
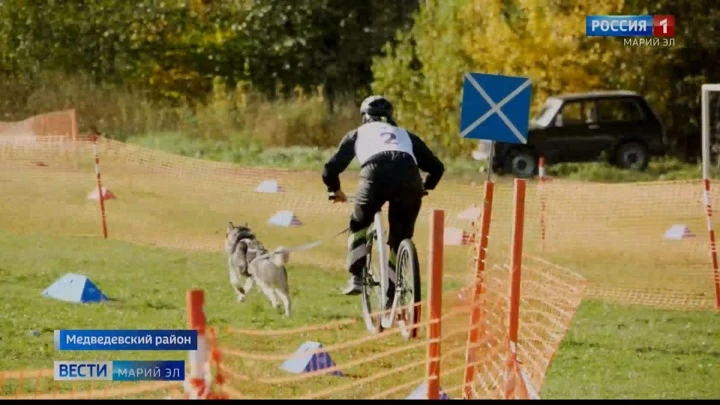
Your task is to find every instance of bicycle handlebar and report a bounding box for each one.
[328,190,428,202]
[327,194,356,202]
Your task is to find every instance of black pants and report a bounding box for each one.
[346,155,424,298]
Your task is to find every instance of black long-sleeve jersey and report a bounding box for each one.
[322,127,445,193]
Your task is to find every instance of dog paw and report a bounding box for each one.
[236,294,246,303]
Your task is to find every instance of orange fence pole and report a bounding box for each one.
[70,109,78,140]
[427,209,445,400]
[702,179,720,311]
[462,180,495,399]
[91,135,109,239]
[504,179,526,399]
[186,289,209,399]
[538,157,546,252]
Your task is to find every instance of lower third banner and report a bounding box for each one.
[54,360,185,381]
[54,329,198,351]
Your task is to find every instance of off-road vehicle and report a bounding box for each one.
[492,90,667,178]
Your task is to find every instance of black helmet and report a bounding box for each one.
[360,95,393,119]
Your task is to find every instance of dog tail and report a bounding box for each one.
[270,247,290,267]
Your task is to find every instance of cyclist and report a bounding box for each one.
[322,95,445,306]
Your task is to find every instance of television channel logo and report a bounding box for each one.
[652,15,675,37]
[586,15,675,37]
[54,360,185,382]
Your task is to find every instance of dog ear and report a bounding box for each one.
[244,222,248,227]
[227,222,234,232]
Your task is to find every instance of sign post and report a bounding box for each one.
[459,72,532,399]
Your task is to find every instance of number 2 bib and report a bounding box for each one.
[354,122,417,165]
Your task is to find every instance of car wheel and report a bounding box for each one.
[504,150,536,179]
[615,142,649,171]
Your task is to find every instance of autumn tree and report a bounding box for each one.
[373,0,628,158]
[372,0,473,157]
[0,1,420,108]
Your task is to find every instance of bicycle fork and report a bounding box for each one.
[373,213,397,329]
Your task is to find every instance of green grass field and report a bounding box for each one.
[1,231,718,399]
[1,139,719,399]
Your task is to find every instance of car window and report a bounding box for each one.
[533,98,562,127]
[584,102,598,123]
[556,101,585,126]
[597,98,645,122]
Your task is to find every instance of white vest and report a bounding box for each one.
[354,122,417,165]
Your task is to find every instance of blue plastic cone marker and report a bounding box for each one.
[268,210,303,227]
[444,227,465,246]
[87,186,116,201]
[42,273,109,303]
[663,224,695,240]
[280,341,343,377]
[457,206,482,221]
[255,179,285,193]
[406,382,450,400]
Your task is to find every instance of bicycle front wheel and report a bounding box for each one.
[395,238,421,340]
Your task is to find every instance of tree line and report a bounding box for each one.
[1,0,718,159]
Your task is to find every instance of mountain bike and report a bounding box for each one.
[329,192,425,340]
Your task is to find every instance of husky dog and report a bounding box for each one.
[225,222,292,317]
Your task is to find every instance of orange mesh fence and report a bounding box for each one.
[443,256,586,399]
[203,292,452,399]
[0,129,587,400]
[0,109,77,140]
[2,110,717,313]
[535,178,720,310]
[0,217,583,399]
[0,133,514,277]
[185,270,584,398]
[5,109,714,399]
[449,180,587,399]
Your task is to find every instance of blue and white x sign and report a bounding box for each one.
[459,72,533,144]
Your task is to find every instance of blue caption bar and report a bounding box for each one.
[54,330,198,351]
[586,15,653,37]
[54,360,185,381]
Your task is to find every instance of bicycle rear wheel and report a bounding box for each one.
[361,231,384,334]
[395,238,421,340]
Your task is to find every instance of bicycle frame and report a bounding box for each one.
[331,189,426,336]
[343,195,396,329]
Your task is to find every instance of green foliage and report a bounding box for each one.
[373,0,627,158]
[2,0,719,164]
[0,71,177,136]
[372,0,475,158]
[547,156,704,182]
[0,70,358,148]
[127,130,706,184]
[238,0,418,100]
[621,0,720,156]
[0,1,419,105]
[125,130,494,180]
[0,0,256,103]
[372,0,720,159]
[0,1,424,152]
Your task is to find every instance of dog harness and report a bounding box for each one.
[238,238,268,275]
